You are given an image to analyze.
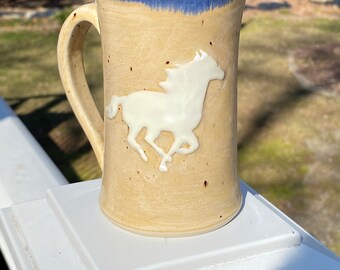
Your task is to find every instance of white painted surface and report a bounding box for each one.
[203,244,340,269]
[0,201,87,270]
[0,208,33,270]
[9,199,87,270]
[241,181,340,261]
[0,98,68,209]
[46,179,301,270]
[0,179,339,269]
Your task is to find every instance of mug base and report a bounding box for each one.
[99,193,243,238]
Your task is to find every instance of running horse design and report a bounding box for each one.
[106,50,225,171]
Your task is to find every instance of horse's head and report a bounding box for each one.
[159,50,225,94]
[194,50,225,81]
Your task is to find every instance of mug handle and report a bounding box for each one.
[57,3,104,170]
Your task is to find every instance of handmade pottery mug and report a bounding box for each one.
[58,0,245,237]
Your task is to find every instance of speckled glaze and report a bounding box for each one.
[106,50,225,172]
[58,0,245,237]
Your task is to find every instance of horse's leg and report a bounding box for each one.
[127,126,147,161]
[176,132,199,155]
[159,138,183,172]
[144,129,167,158]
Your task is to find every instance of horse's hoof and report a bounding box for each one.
[139,151,148,161]
[159,164,168,172]
[177,148,187,154]
[178,148,191,154]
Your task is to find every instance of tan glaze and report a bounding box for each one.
[106,50,225,172]
[58,0,245,237]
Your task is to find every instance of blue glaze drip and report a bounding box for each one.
[119,0,232,14]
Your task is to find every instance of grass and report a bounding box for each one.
[0,18,33,27]
[0,15,339,254]
[0,27,103,182]
[312,18,340,33]
[237,15,340,254]
[53,7,74,25]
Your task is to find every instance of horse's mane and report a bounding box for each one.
[159,50,208,93]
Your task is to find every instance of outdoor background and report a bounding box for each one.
[0,0,339,261]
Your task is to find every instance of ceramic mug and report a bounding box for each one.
[58,0,245,237]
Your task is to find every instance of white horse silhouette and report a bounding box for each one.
[107,50,225,171]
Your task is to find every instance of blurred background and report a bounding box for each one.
[0,0,339,260]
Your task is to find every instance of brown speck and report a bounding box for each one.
[209,41,213,46]
[220,215,223,218]
[137,171,140,174]
[67,91,70,93]
[144,150,146,153]
[129,177,131,180]
[166,61,170,64]
[204,181,208,187]
[206,162,209,165]
[118,107,121,110]
[130,67,133,71]
[107,59,110,63]
[201,20,204,26]
[73,13,77,19]
[213,124,215,128]
[143,88,146,91]
[77,24,80,28]
[222,182,224,185]
[126,146,129,149]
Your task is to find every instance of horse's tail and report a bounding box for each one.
[106,95,126,119]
